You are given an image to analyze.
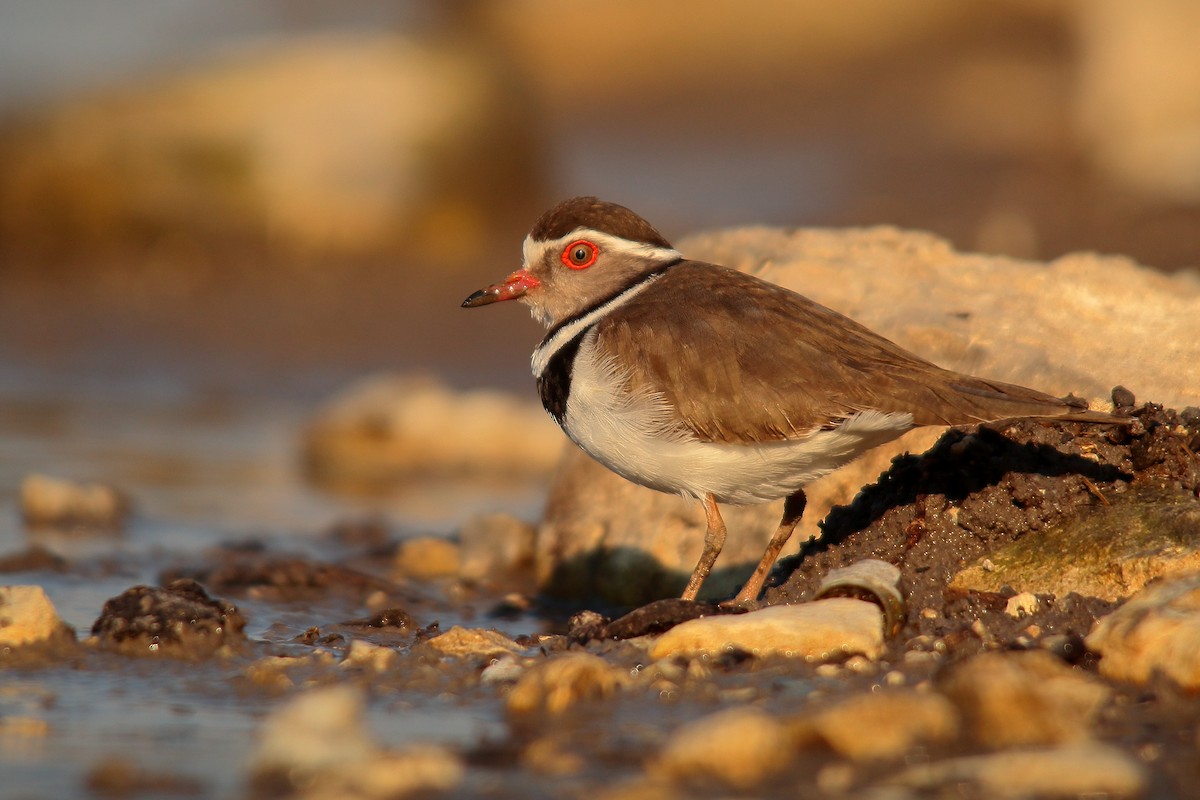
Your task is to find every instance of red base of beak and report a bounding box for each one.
[462,269,540,308]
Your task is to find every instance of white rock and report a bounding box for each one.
[253,686,378,774]
[1073,0,1200,201]
[304,374,561,486]
[649,600,883,661]
[394,536,461,581]
[459,512,536,583]
[1005,592,1041,618]
[505,652,627,715]
[251,685,464,798]
[0,33,544,258]
[653,706,792,790]
[1086,571,1200,688]
[20,473,128,530]
[0,585,71,646]
[422,626,523,660]
[887,742,1146,798]
[791,690,960,761]
[937,651,1110,747]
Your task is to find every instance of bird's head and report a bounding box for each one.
[461,196,681,327]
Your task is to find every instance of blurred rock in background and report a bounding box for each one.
[0,0,1195,393]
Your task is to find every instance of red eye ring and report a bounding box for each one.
[562,240,598,270]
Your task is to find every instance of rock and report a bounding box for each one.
[394,536,461,581]
[250,685,463,798]
[1005,591,1041,618]
[90,579,246,657]
[0,546,67,573]
[1073,0,1200,202]
[0,585,74,646]
[534,226,1200,604]
[649,599,883,661]
[338,748,464,799]
[652,706,792,791]
[20,473,129,531]
[480,655,526,686]
[937,651,1110,747]
[790,690,959,761]
[506,652,627,715]
[253,686,375,773]
[84,758,204,797]
[340,640,396,673]
[458,512,536,583]
[422,626,523,660]
[885,742,1146,798]
[0,31,546,261]
[1086,571,1200,688]
[162,552,395,601]
[950,493,1200,601]
[244,652,336,692]
[520,736,586,776]
[303,374,561,488]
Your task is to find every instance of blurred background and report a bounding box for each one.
[1,0,1198,401]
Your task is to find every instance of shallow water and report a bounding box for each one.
[0,370,548,799]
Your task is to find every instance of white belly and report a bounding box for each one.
[560,334,915,504]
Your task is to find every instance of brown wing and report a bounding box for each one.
[591,262,1076,444]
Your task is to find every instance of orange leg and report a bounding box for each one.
[680,493,727,601]
[732,490,807,604]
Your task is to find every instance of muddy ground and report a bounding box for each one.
[4,390,1200,798]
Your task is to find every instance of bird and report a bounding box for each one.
[462,196,1121,604]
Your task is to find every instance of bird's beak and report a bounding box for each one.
[461,269,540,308]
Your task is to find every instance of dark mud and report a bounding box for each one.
[769,391,1199,651]
[91,578,247,657]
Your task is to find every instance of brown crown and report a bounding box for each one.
[529,197,674,249]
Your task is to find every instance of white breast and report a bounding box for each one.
[561,333,915,505]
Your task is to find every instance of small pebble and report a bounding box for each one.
[506,652,626,715]
[653,706,791,791]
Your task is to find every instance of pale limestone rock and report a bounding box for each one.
[937,651,1110,747]
[505,652,627,716]
[0,33,544,259]
[1086,571,1200,688]
[649,600,883,661]
[0,585,71,646]
[334,747,464,800]
[20,473,129,531]
[304,374,560,487]
[886,742,1146,799]
[790,690,960,761]
[339,640,396,673]
[535,226,1200,604]
[393,536,461,581]
[422,626,523,660]
[1073,0,1200,201]
[253,686,376,774]
[653,706,792,791]
[1005,592,1042,618]
[950,496,1200,602]
[251,685,463,798]
[458,512,536,583]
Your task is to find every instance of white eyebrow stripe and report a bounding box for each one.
[522,230,682,269]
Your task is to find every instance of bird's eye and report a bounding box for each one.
[562,240,598,270]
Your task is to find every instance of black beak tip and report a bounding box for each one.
[461,290,486,308]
